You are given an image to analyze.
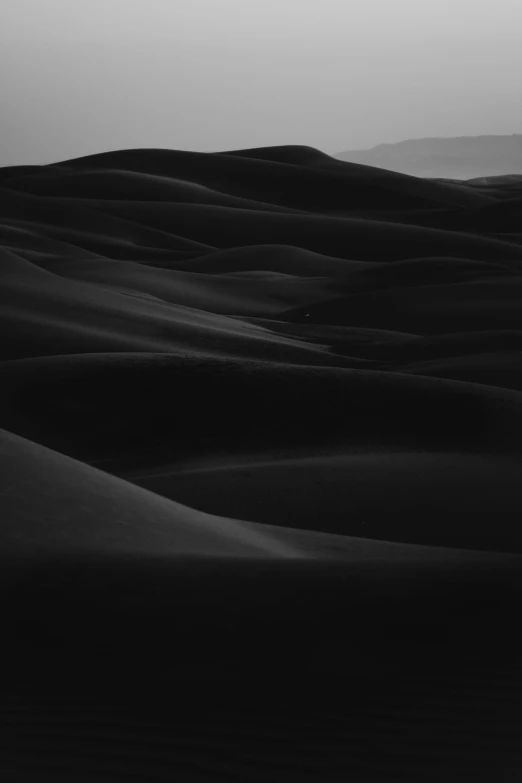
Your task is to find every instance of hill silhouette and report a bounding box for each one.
[336,134,522,179]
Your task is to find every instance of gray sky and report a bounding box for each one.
[1,0,521,165]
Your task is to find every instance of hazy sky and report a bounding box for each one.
[2,0,522,165]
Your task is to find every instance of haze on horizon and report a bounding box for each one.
[1,0,521,166]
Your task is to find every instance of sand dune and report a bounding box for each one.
[124,451,522,550]
[2,145,522,779]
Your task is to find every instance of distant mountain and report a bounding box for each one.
[335,134,522,180]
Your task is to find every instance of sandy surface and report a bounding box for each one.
[2,145,522,779]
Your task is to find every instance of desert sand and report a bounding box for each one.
[2,145,522,779]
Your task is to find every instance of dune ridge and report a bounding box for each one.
[2,145,522,779]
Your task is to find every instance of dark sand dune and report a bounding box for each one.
[285,275,522,333]
[7,167,311,215]
[164,243,373,276]
[27,195,522,262]
[50,146,495,209]
[2,145,522,779]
